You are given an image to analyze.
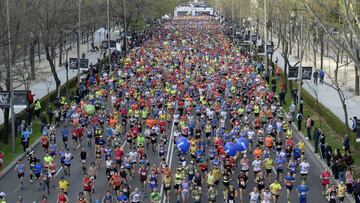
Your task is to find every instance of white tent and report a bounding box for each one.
[93,27,107,44]
[93,27,122,44]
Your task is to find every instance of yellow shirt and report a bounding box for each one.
[207,174,216,185]
[44,156,53,165]
[264,159,273,170]
[270,183,282,194]
[338,184,346,197]
[59,180,70,192]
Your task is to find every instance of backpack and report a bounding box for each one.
[311,119,314,127]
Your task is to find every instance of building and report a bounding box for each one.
[174,0,214,17]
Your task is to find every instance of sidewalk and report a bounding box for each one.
[0,42,102,125]
[271,42,360,127]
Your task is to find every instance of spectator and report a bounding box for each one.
[313,128,320,153]
[351,116,358,132]
[319,69,325,84]
[324,144,332,167]
[305,116,314,140]
[34,99,42,119]
[319,129,326,158]
[47,106,54,124]
[313,70,319,85]
[278,89,286,106]
[345,167,353,196]
[353,178,360,202]
[289,102,296,122]
[343,134,350,152]
[338,155,346,182]
[331,149,341,179]
[343,151,354,167]
[26,106,32,125]
[296,112,303,131]
[292,89,298,105]
[0,151,4,174]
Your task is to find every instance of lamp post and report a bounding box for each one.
[77,0,81,84]
[64,43,71,97]
[291,8,306,112]
[264,0,268,75]
[7,0,16,152]
[123,0,127,54]
[107,0,111,64]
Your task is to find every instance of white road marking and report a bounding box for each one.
[55,166,63,176]
[161,106,177,203]
[14,184,21,192]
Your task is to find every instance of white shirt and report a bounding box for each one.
[129,152,138,163]
[249,192,260,202]
[300,161,310,174]
[252,160,262,172]
[105,159,113,168]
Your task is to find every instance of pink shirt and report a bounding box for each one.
[345,171,353,184]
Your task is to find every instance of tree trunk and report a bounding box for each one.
[342,102,350,135]
[45,45,61,97]
[59,41,63,67]
[29,39,37,80]
[335,50,340,83]
[1,108,10,144]
[320,30,324,70]
[355,67,359,95]
[313,45,317,69]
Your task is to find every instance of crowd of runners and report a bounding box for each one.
[1,16,359,203]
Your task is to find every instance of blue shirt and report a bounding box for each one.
[285,175,295,186]
[297,185,309,197]
[117,195,127,202]
[275,157,286,169]
[61,128,69,137]
[34,163,43,174]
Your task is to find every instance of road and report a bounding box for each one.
[0,16,345,203]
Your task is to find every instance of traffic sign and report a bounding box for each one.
[69,58,89,70]
[288,66,313,80]
[14,90,28,108]
[101,40,117,49]
[0,91,10,108]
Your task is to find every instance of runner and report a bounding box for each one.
[14,160,26,189]
[320,167,331,195]
[269,179,282,203]
[297,180,309,203]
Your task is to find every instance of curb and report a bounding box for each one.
[289,119,356,203]
[0,136,41,179]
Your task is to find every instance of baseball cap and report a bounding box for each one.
[0,192,5,197]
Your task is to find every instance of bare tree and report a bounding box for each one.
[301,0,360,95]
[30,0,77,97]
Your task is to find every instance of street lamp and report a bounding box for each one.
[264,0,268,76]
[64,43,72,96]
[123,0,127,54]
[292,8,307,112]
[77,0,81,84]
[6,0,16,152]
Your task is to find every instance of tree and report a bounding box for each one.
[301,0,360,95]
[0,0,32,144]
[29,0,77,97]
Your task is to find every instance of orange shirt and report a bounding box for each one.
[265,136,273,147]
[253,148,263,158]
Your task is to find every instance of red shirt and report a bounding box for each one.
[114,148,124,160]
[321,170,331,185]
[111,174,121,187]
[83,177,92,191]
